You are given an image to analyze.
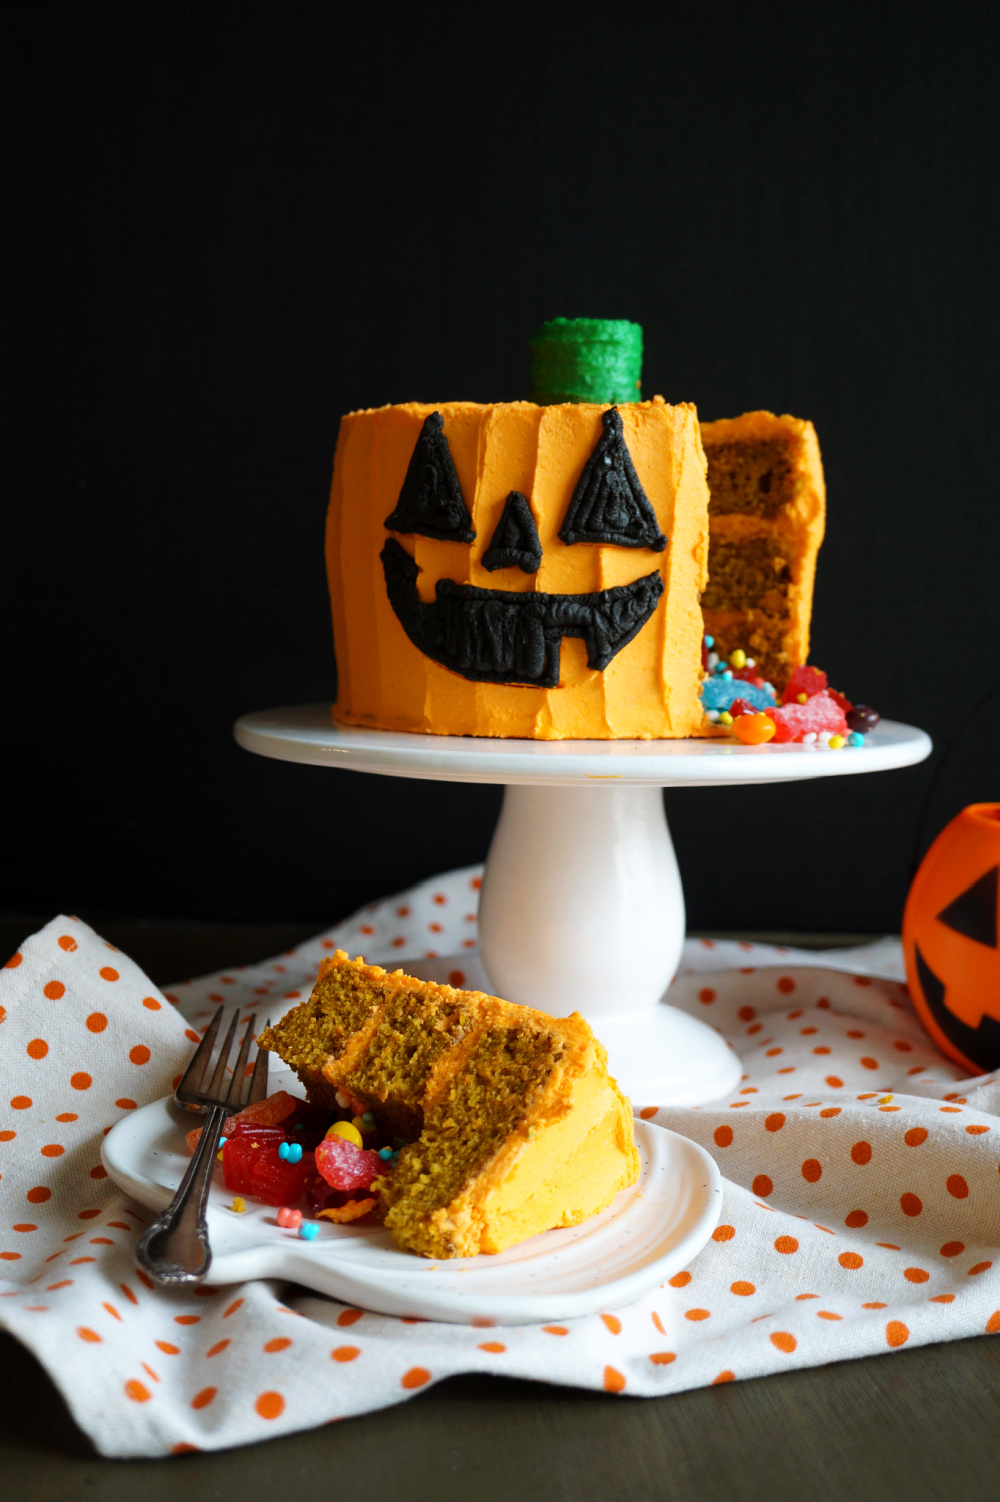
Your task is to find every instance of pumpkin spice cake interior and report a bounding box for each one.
[258,952,640,1259]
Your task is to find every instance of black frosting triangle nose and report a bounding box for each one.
[936,865,999,948]
[482,492,542,574]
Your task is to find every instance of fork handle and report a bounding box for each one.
[135,1104,228,1285]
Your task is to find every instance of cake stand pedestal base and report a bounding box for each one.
[477,783,739,1102]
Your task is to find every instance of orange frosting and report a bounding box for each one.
[327,399,710,739]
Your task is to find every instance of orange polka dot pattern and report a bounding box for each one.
[3,886,1000,1457]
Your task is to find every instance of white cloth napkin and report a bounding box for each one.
[3,865,1000,1458]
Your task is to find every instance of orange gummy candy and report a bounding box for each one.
[733,713,777,745]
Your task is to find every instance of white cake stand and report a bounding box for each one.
[234,707,931,1105]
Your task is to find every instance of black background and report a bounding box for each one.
[6,2,998,935]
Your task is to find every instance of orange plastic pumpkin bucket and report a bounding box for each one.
[903,803,1000,1073]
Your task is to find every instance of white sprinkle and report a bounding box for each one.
[706,710,720,722]
[745,658,756,669]
[802,732,817,743]
[722,670,733,680]
[707,652,719,669]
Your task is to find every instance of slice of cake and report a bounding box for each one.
[699,411,826,691]
[258,953,640,1259]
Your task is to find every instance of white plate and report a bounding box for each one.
[102,1098,722,1324]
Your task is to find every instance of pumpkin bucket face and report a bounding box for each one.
[902,803,1000,1072]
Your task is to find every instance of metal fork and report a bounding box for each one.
[135,1009,269,1286]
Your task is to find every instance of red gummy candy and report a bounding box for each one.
[827,686,854,714]
[222,1136,312,1205]
[729,698,756,718]
[314,1134,382,1192]
[225,1090,298,1133]
[771,691,848,744]
[781,665,828,706]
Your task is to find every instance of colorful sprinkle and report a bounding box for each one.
[299,1222,320,1241]
[729,649,746,669]
[718,711,733,726]
[328,1121,364,1149]
[276,1207,303,1229]
[828,734,846,750]
[230,1197,246,1214]
[704,635,714,649]
[848,731,865,747]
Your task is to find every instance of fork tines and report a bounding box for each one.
[176,1009,269,1112]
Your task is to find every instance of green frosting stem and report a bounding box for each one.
[530,317,643,405]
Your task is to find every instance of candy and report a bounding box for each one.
[718,711,733,726]
[377,1146,394,1160]
[828,734,846,749]
[733,713,776,745]
[848,731,865,747]
[315,1133,383,1192]
[223,1136,313,1206]
[276,1206,303,1229]
[328,1120,364,1148]
[230,1197,246,1213]
[769,690,848,745]
[729,648,746,669]
[846,705,880,735]
[781,665,828,706]
[701,677,776,714]
[278,1141,303,1164]
[299,1222,320,1241]
[704,635,714,649]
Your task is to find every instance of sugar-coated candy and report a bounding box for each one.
[315,1132,383,1191]
[846,705,880,735]
[733,712,776,745]
[848,731,865,747]
[770,690,848,745]
[328,1120,364,1148]
[729,648,746,669]
[828,734,846,749]
[701,677,776,713]
[276,1206,303,1229]
[299,1221,320,1241]
[781,664,828,706]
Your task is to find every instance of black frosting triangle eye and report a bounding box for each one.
[937,865,999,948]
[384,412,476,543]
[559,408,667,551]
[481,492,542,574]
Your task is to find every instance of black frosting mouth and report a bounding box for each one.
[381,537,664,689]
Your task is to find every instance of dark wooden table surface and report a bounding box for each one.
[3,915,1000,1502]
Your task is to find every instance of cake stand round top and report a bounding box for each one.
[234,705,931,787]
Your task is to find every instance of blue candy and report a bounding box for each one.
[701,678,776,713]
[299,1222,320,1241]
[848,731,865,747]
[378,1146,393,1160]
[218,1137,227,1148]
[277,1141,289,1160]
[704,635,714,649]
[285,1142,303,1164]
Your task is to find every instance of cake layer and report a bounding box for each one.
[700,410,825,689]
[327,399,710,739]
[259,953,640,1258]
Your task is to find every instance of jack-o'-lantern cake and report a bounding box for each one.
[326,318,830,741]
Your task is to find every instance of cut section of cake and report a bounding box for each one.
[700,410,825,691]
[257,952,640,1259]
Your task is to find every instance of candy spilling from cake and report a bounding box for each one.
[191,954,640,1258]
[325,317,879,741]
